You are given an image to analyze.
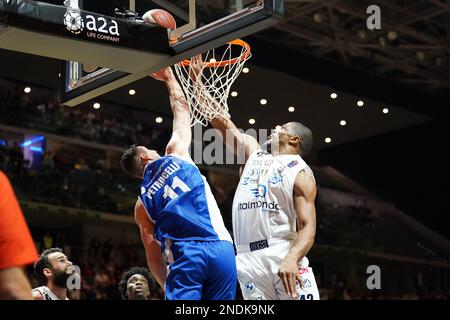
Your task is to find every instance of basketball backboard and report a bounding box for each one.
[59,0,283,106]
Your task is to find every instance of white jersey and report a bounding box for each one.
[32,286,69,300]
[232,150,315,249]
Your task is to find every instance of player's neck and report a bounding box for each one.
[47,282,67,300]
[277,145,298,156]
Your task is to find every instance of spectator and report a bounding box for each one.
[118,267,155,300]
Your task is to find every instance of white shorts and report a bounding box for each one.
[236,240,320,300]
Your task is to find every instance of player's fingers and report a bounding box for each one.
[289,273,297,298]
[280,273,291,297]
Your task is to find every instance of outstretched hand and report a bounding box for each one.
[189,55,205,82]
[150,67,175,82]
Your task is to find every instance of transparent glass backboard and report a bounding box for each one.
[59,0,283,106]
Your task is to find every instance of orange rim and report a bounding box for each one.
[179,39,251,68]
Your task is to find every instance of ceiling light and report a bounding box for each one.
[325,137,332,144]
[129,89,136,95]
[387,31,398,41]
[260,99,267,105]
[288,106,295,112]
[340,120,347,126]
[93,103,101,109]
[416,51,426,61]
[358,30,367,40]
[313,13,323,23]
[330,93,337,99]
[231,91,238,97]
[155,117,163,124]
[383,108,389,114]
[24,87,31,93]
[242,67,249,73]
[357,100,364,107]
[248,118,256,125]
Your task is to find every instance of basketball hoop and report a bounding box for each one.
[174,39,252,126]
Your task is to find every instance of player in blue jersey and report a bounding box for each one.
[120,67,236,300]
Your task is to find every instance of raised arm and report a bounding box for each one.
[278,171,317,298]
[211,117,260,161]
[134,199,167,291]
[151,68,191,159]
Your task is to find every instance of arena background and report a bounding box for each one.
[1,0,449,300]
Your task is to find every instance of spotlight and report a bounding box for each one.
[387,31,398,41]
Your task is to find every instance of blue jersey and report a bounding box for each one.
[139,155,232,247]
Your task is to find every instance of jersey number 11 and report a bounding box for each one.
[163,176,191,201]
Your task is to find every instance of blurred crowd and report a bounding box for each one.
[1,143,136,215]
[0,84,170,150]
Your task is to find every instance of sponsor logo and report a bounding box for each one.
[64,9,121,43]
[250,240,269,251]
[64,9,84,34]
[245,281,256,293]
[287,160,298,168]
[242,176,258,186]
[257,151,268,157]
[252,159,263,166]
[246,168,259,177]
[268,174,283,185]
[238,200,280,211]
[296,279,312,289]
[250,184,267,198]
[298,267,309,275]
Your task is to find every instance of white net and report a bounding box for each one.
[174,40,252,126]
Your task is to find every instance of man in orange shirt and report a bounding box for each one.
[0,170,38,299]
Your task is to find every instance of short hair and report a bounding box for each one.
[118,267,155,300]
[287,122,313,156]
[120,145,141,178]
[34,248,62,285]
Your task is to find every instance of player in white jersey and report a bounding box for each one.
[209,118,320,300]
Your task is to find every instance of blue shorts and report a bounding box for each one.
[165,240,237,300]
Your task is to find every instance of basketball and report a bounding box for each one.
[142,9,176,30]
